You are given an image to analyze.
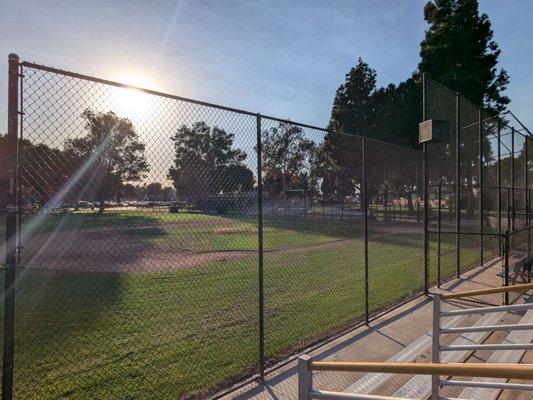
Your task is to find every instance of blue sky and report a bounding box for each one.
[0,0,531,132]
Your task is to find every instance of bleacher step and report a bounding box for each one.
[344,315,468,394]
[457,309,533,399]
[392,311,506,399]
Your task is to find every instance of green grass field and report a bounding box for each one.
[0,210,486,399]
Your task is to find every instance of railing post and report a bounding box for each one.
[256,113,265,380]
[504,231,510,306]
[298,355,313,400]
[362,139,369,324]
[2,53,20,400]
[431,293,441,400]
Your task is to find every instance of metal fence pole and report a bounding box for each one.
[437,182,442,287]
[431,293,441,400]
[497,120,502,255]
[503,231,510,306]
[422,72,429,294]
[455,94,461,278]
[525,138,529,261]
[2,53,20,400]
[256,114,265,380]
[424,141,429,294]
[511,128,515,231]
[478,109,483,266]
[362,139,369,324]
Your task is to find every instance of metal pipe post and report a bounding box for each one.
[256,114,265,380]
[511,128,515,231]
[455,94,461,278]
[362,139,369,324]
[424,142,429,294]
[478,109,483,266]
[431,294,441,400]
[504,231,510,306]
[422,72,429,294]
[497,120,502,255]
[437,182,442,287]
[2,53,20,400]
[525,138,530,260]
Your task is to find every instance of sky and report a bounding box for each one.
[0,0,532,133]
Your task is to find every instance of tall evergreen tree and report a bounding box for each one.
[419,0,509,112]
[328,58,376,136]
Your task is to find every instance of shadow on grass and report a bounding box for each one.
[20,210,162,234]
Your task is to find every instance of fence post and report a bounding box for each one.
[256,113,265,380]
[511,128,515,231]
[455,93,461,278]
[362,139,369,324]
[503,231,510,306]
[525,138,529,261]
[298,355,313,400]
[497,120,502,255]
[478,108,483,267]
[2,53,20,400]
[422,72,429,294]
[431,293,441,400]
[437,182,442,288]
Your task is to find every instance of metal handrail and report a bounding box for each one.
[298,356,533,400]
[307,361,533,379]
[440,282,533,300]
[440,302,533,317]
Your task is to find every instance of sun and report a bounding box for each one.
[111,75,155,119]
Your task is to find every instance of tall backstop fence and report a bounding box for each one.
[424,75,533,303]
[1,55,425,399]
[0,56,530,399]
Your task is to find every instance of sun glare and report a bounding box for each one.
[111,75,155,119]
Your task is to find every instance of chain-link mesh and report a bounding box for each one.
[3,60,531,399]
[425,75,532,305]
[259,120,366,366]
[365,140,424,313]
[0,61,434,399]
[17,64,261,399]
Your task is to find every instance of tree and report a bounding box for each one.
[328,59,421,147]
[329,58,376,136]
[329,0,509,149]
[1,134,76,207]
[144,182,164,201]
[142,182,176,201]
[168,122,252,202]
[261,122,315,199]
[419,0,509,112]
[65,110,149,212]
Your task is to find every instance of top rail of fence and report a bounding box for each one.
[19,59,419,153]
[425,75,531,139]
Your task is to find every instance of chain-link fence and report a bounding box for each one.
[424,75,532,305]
[0,57,427,399]
[2,57,530,400]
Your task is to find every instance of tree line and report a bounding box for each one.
[0,1,515,215]
[329,0,509,148]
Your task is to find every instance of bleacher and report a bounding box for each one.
[298,284,533,400]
